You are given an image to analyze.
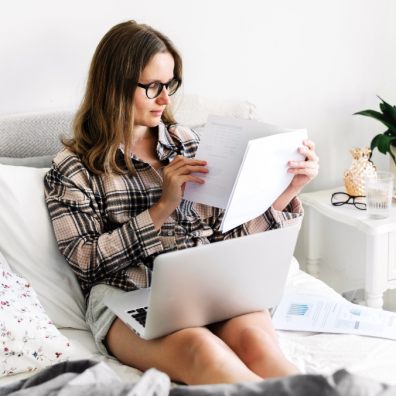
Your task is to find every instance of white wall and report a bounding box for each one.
[1,0,396,191]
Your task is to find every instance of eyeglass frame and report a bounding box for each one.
[330,191,367,210]
[136,78,181,99]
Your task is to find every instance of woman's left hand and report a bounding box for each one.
[288,139,319,191]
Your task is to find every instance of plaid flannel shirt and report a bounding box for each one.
[44,122,303,299]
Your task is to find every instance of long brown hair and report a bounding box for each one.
[63,20,183,175]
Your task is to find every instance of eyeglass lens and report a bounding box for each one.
[146,79,179,99]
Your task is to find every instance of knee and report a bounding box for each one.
[236,326,276,363]
[176,328,229,371]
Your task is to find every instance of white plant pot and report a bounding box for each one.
[389,145,396,195]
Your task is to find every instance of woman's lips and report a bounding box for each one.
[150,110,163,116]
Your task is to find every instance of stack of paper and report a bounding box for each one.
[183,115,307,232]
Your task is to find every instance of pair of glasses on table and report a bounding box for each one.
[331,192,366,210]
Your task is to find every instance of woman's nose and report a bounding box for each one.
[156,86,171,105]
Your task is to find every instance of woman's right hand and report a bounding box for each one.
[149,155,208,229]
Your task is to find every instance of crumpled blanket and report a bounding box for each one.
[0,359,395,396]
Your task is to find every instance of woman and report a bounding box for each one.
[45,20,319,385]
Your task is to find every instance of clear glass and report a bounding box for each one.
[365,171,394,219]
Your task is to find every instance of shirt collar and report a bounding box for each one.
[156,122,180,162]
[118,122,181,165]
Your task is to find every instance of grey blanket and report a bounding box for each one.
[0,359,395,396]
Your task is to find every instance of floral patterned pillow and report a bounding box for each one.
[0,266,71,377]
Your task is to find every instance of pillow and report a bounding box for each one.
[0,251,11,272]
[171,93,259,128]
[0,155,53,168]
[0,259,71,377]
[0,164,87,330]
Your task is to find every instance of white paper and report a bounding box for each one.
[183,115,307,232]
[272,293,396,340]
[221,129,307,232]
[183,117,248,209]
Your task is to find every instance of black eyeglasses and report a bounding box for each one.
[331,192,366,210]
[137,78,181,99]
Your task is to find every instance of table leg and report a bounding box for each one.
[304,206,321,278]
[365,233,387,309]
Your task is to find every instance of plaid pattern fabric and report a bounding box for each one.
[44,122,303,299]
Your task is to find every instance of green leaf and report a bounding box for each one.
[370,134,387,154]
[354,109,396,134]
[378,96,396,126]
[371,134,396,160]
[354,109,386,120]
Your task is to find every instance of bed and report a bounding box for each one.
[0,94,395,389]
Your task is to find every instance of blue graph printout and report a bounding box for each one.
[272,293,396,340]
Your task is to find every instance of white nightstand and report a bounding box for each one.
[300,188,396,309]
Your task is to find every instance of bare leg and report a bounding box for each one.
[106,318,263,385]
[211,310,299,378]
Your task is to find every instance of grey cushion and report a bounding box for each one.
[0,110,74,158]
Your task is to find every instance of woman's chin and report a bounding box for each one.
[147,117,162,127]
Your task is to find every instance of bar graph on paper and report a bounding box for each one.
[287,303,310,316]
[272,294,396,340]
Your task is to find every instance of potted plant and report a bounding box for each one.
[354,96,396,164]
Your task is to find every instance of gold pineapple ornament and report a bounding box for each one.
[344,148,377,196]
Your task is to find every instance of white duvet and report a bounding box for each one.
[1,261,395,386]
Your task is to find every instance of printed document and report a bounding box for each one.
[272,293,396,340]
[183,115,307,232]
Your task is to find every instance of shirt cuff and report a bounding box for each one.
[130,210,163,257]
[270,196,304,226]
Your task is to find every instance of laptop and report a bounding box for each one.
[103,222,301,340]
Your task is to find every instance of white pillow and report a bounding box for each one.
[0,164,87,330]
[0,261,71,377]
[171,93,259,128]
[0,250,11,272]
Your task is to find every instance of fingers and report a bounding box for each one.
[165,165,208,179]
[164,156,208,179]
[180,174,206,185]
[288,158,319,172]
[303,139,315,151]
[288,167,319,177]
[288,160,318,169]
[289,139,319,166]
[163,156,208,190]
[159,156,208,214]
[181,165,209,175]
[169,155,207,172]
[288,158,319,179]
[288,139,319,179]
[298,145,319,162]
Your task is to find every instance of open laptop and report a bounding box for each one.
[103,222,301,340]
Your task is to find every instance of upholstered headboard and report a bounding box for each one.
[0,110,73,167]
[0,94,258,167]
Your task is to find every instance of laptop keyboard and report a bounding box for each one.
[127,307,148,327]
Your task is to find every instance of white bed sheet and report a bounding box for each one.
[1,261,395,386]
[280,262,396,385]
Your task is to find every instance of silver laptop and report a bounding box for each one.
[103,223,301,340]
